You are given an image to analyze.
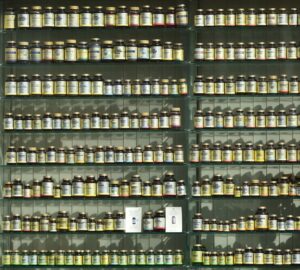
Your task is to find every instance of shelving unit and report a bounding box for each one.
[189,0,300,269]
[1,0,300,269]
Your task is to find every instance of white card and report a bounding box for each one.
[165,207,182,232]
[125,207,142,233]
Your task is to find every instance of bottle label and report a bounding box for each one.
[43,13,54,27]
[195,15,204,26]
[256,215,268,229]
[55,14,67,27]
[4,14,15,29]
[42,182,53,196]
[154,217,165,229]
[117,13,128,26]
[151,46,162,60]
[127,46,137,60]
[80,13,92,27]
[98,182,109,195]
[86,183,96,196]
[65,48,77,61]
[93,13,104,27]
[79,81,91,95]
[193,218,203,230]
[4,118,13,130]
[30,13,42,27]
[192,251,202,263]
[164,182,176,195]
[18,14,29,27]
[176,11,188,25]
[114,46,125,60]
[257,14,266,25]
[143,218,154,230]
[140,12,152,26]
[54,48,64,61]
[130,182,142,196]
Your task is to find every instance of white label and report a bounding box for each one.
[257,14,266,25]
[205,15,214,26]
[102,48,113,60]
[215,14,225,26]
[5,81,17,95]
[65,48,77,61]
[55,14,67,27]
[80,13,92,27]
[79,81,91,95]
[105,14,115,26]
[18,81,29,95]
[30,80,41,94]
[278,14,288,25]
[114,46,125,60]
[194,47,204,60]
[43,12,54,27]
[195,15,204,26]
[289,14,298,26]
[54,48,64,61]
[93,13,104,27]
[138,47,149,60]
[18,48,29,61]
[42,182,54,196]
[30,13,42,27]
[140,13,152,26]
[151,46,162,60]
[117,13,128,26]
[18,14,29,27]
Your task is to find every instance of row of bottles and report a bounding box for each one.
[3,173,186,198]
[192,207,300,232]
[4,108,181,131]
[192,174,299,197]
[194,107,298,129]
[6,144,184,164]
[5,74,188,96]
[4,5,188,29]
[5,39,184,63]
[192,244,300,265]
[2,249,184,266]
[190,141,300,163]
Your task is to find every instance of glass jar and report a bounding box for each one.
[93,6,104,27]
[4,8,16,30]
[55,7,67,28]
[129,7,140,27]
[150,39,163,61]
[140,5,152,27]
[80,6,92,27]
[138,40,150,60]
[43,7,54,28]
[65,39,77,62]
[163,172,177,196]
[175,4,188,26]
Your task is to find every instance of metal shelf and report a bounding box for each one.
[3,231,186,236]
[192,128,300,132]
[3,196,186,201]
[190,265,300,268]
[3,61,189,67]
[2,95,189,101]
[2,26,191,33]
[190,162,300,166]
[4,129,186,135]
[191,196,300,200]
[190,231,300,235]
[4,163,186,167]
[0,266,183,269]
